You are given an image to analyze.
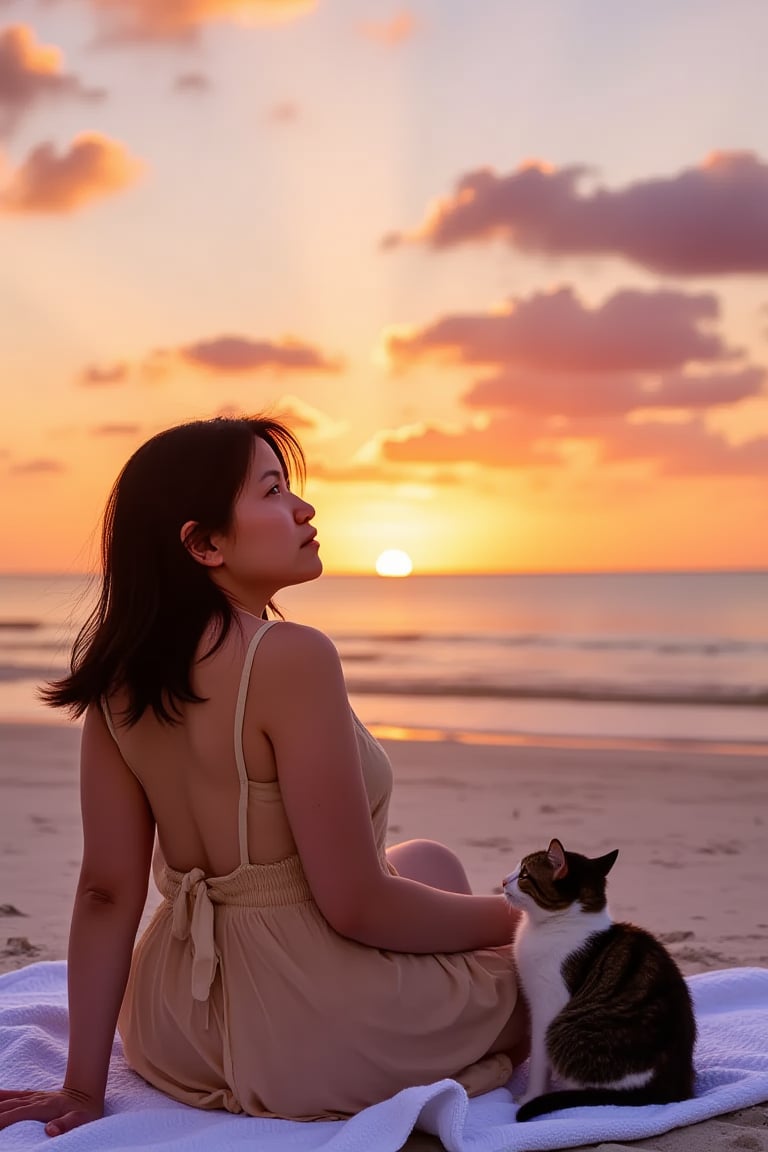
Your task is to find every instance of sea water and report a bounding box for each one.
[0,571,766,748]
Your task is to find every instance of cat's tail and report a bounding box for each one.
[516,1086,659,1122]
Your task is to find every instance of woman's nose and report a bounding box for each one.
[294,497,315,521]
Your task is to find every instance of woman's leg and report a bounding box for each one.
[386,838,473,894]
[387,838,531,1064]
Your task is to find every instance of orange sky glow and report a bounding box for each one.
[1,2,767,575]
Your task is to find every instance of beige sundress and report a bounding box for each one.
[113,621,519,1119]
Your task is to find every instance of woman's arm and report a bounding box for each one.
[0,705,156,1137]
[64,705,155,1106]
[258,625,519,954]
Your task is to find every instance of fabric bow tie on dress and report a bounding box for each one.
[171,867,220,1018]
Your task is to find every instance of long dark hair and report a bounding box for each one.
[41,416,306,726]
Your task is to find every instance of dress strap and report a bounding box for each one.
[101,699,119,744]
[234,620,279,867]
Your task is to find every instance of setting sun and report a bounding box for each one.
[375,549,413,578]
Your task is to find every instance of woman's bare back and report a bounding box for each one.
[107,618,296,876]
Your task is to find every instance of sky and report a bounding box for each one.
[1,0,767,575]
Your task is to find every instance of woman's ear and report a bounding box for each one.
[180,520,224,568]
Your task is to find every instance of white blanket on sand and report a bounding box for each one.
[0,962,767,1152]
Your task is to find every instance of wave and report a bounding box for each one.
[343,677,768,708]
[336,632,768,656]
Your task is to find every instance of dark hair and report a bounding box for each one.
[41,415,306,726]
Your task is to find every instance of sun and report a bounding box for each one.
[375,549,413,577]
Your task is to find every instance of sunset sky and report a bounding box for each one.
[2,0,767,575]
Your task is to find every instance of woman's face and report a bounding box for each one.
[210,436,322,597]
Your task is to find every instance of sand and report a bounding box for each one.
[0,720,766,1149]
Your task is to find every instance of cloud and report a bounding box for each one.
[360,10,417,46]
[76,0,317,43]
[75,339,342,388]
[0,132,143,213]
[591,417,768,477]
[371,412,768,478]
[79,361,130,385]
[268,100,299,123]
[464,365,766,419]
[173,71,210,93]
[269,395,345,437]
[216,395,344,437]
[91,423,141,435]
[178,334,343,374]
[9,458,66,474]
[383,151,768,276]
[377,416,562,469]
[0,24,105,136]
[385,286,736,374]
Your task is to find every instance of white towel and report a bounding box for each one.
[0,962,767,1151]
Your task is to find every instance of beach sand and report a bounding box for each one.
[1,720,766,1149]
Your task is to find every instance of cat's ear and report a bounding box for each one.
[547,838,568,880]
[593,849,619,877]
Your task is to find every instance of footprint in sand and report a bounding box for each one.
[28,814,57,834]
[2,937,41,959]
[463,836,514,851]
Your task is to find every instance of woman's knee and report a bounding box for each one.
[386,838,472,894]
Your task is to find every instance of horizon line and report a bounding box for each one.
[1,566,766,579]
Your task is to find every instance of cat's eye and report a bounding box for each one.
[519,866,528,879]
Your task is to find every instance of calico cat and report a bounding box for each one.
[502,838,696,1123]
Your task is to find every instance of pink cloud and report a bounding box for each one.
[383,152,768,276]
[379,416,562,469]
[592,418,768,477]
[79,361,130,385]
[91,423,141,435]
[0,24,105,136]
[9,458,66,474]
[75,0,317,43]
[386,286,735,374]
[0,132,143,213]
[179,334,343,374]
[173,71,211,93]
[360,10,417,46]
[465,365,765,419]
[374,413,768,478]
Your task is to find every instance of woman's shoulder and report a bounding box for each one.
[253,620,341,673]
[251,622,347,709]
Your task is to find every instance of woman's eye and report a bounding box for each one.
[267,484,281,495]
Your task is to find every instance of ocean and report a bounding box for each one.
[0,571,766,749]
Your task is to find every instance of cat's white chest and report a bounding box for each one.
[515,909,611,1021]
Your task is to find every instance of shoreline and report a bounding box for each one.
[1,711,766,758]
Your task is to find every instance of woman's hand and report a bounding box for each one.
[0,1086,103,1138]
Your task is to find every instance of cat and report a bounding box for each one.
[502,838,696,1123]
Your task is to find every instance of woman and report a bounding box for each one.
[0,416,528,1138]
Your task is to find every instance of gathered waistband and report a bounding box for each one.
[154,851,394,1008]
[156,853,314,910]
